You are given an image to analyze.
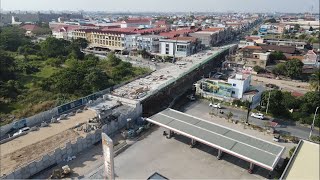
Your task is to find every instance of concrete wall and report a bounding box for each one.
[1,130,102,179]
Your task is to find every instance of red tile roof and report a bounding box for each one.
[202,27,225,32]
[160,29,195,38]
[243,46,263,50]
[21,24,39,31]
[245,36,261,41]
[122,18,152,24]
[53,25,80,32]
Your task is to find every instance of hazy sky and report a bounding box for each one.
[1,0,319,13]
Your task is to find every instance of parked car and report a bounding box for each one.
[273,134,280,142]
[209,103,221,109]
[251,113,264,119]
[13,127,30,137]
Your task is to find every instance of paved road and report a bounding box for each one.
[180,100,319,140]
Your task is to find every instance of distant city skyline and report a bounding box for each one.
[1,0,319,13]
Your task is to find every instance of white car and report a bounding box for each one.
[13,127,30,137]
[209,103,221,109]
[251,113,264,119]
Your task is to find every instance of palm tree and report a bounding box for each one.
[309,71,320,91]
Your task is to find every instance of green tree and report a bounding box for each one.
[253,65,264,74]
[309,72,320,91]
[107,53,121,66]
[285,59,304,79]
[0,26,30,51]
[226,111,233,121]
[46,58,63,67]
[71,38,89,49]
[272,63,287,75]
[40,37,70,58]
[269,51,286,62]
[300,91,320,114]
[0,80,22,100]
[265,18,276,23]
[261,90,287,116]
[83,68,110,92]
[294,24,300,31]
[252,30,258,35]
[289,147,296,158]
[298,34,307,40]
[282,92,301,110]
[0,50,16,81]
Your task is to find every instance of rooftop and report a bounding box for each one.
[147,108,285,170]
[281,140,320,180]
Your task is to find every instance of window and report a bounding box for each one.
[232,91,235,94]
[177,45,187,52]
[232,83,236,87]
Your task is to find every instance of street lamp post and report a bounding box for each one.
[309,106,319,139]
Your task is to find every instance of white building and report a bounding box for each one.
[194,73,254,101]
[227,74,251,99]
[120,18,152,28]
[159,37,200,57]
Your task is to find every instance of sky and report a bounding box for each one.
[1,0,319,13]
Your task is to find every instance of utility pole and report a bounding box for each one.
[265,90,271,114]
[309,106,319,139]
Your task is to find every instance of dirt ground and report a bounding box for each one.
[0,109,96,157]
[0,109,96,176]
[251,75,310,94]
[0,129,80,175]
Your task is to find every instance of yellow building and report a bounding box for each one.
[73,29,134,51]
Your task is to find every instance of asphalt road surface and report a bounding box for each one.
[180,100,319,140]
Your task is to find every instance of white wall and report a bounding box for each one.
[228,74,251,99]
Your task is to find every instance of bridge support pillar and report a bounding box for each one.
[217,149,223,160]
[248,162,254,174]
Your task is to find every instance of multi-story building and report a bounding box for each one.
[73,29,135,51]
[125,35,164,53]
[190,27,232,47]
[189,31,220,47]
[264,39,307,49]
[159,37,200,57]
[52,25,79,40]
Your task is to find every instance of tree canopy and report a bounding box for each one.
[272,59,303,79]
[0,26,30,51]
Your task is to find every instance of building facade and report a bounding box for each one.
[73,29,135,51]
[159,37,200,57]
[194,74,261,104]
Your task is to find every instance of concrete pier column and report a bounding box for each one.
[166,130,173,139]
[190,139,196,148]
[217,149,223,160]
[248,162,254,174]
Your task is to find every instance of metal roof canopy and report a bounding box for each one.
[147,108,285,170]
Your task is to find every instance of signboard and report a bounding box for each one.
[102,132,115,180]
